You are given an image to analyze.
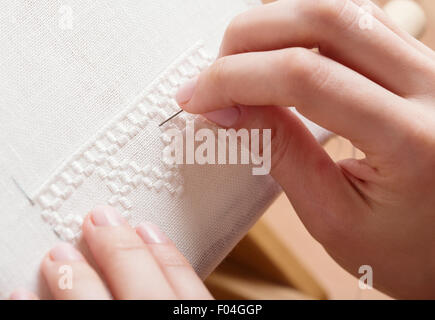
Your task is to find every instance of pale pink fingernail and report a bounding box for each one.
[136,222,169,244]
[91,205,124,227]
[49,243,83,262]
[10,289,38,300]
[202,107,240,127]
[176,76,198,105]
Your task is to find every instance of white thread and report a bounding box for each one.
[32,43,214,241]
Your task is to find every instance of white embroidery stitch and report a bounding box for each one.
[32,43,214,241]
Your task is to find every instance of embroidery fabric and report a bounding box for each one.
[0,0,330,298]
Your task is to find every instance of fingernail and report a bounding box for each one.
[91,205,124,227]
[49,243,83,261]
[10,289,37,300]
[136,222,169,244]
[176,76,198,105]
[202,107,240,127]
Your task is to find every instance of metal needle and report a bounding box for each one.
[159,110,184,127]
[11,176,35,206]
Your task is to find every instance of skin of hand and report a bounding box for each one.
[175,0,435,299]
[9,206,213,300]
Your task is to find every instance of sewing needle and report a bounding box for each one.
[159,110,184,127]
[11,176,35,206]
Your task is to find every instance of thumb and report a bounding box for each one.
[201,105,368,245]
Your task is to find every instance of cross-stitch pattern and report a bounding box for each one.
[33,43,214,241]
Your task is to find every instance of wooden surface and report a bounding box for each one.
[206,260,314,300]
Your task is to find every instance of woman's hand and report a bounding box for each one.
[10,206,212,300]
[176,0,435,299]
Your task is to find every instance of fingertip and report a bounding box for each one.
[9,288,39,300]
[136,221,171,244]
[87,205,126,228]
[40,252,52,270]
[49,242,84,262]
[175,76,198,107]
[41,243,85,282]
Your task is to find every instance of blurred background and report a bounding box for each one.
[205,0,434,300]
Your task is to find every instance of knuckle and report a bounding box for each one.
[303,0,356,31]
[223,13,246,46]
[317,0,348,22]
[269,122,291,174]
[279,48,331,93]
[209,56,229,90]
[99,230,146,259]
[112,242,147,255]
[308,58,332,93]
[150,244,189,268]
[278,48,312,80]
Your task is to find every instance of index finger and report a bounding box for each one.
[177,48,408,152]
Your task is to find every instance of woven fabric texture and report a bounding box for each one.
[0,0,330,298]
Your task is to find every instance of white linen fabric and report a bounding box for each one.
[0,0,329,298]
